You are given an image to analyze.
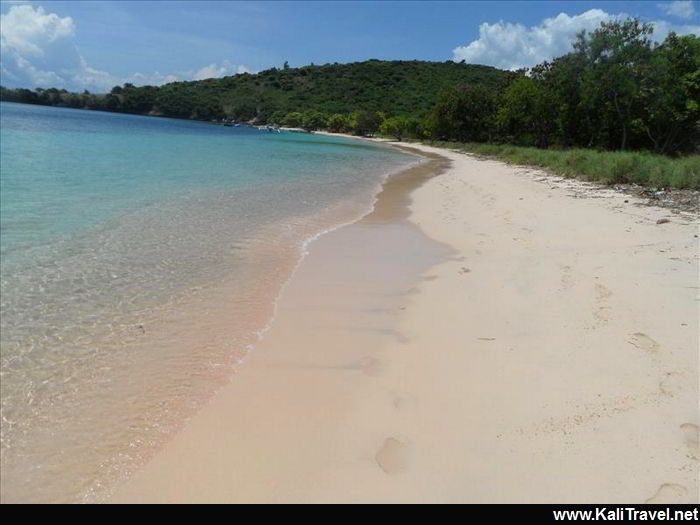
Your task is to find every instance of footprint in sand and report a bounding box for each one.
[375,328,410,344]
[644,483,688,504]
[659,371,683,397]
[392,396,410,410]
[559,265,574,291]
[593,283,612,324]
[681,423,699,460]
[628,332,660,353]
[348,357,384,377]
[375,437,410,475]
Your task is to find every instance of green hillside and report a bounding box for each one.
[3,18,696,167]
[0,60,512,123]
[213,60,510,120]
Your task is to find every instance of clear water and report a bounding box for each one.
[0,102,418,503]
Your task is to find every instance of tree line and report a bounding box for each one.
[1,19,698,155]
[1,59,508,124]
[425,20,699,155]
[281,20,697,156]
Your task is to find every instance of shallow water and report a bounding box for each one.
[0,102,417,503]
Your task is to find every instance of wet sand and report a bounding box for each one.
[110,141,698,503]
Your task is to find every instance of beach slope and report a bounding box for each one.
[111,143,698,503]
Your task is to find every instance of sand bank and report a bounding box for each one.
[111,142,698,503]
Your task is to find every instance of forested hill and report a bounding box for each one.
[0,60,512,123]
[2,19,697,161]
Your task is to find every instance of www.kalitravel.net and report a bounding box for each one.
[553,507,699,521]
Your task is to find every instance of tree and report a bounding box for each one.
[497,75,556,147]
[350,110,382,136]
[104,93,122,111]
[269,110,287,125]
[533,54,591,147]
[428,84,497,142]
[121,85,156,114]
[154,89,193,118]
[636,33,700,154]
[380,116,409,141]
[421,112,439,141]
[327,113,350,132]
[403,116,423,139]
[301,110,327,131]
[575,19,654,150]
[283,111,303,127]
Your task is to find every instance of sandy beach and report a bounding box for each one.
[110,141,699,504]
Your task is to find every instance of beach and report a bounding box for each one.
[109,141,699,504]
[0,104,419,504]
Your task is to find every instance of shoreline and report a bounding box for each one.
[110,139,698,503]
[0,129,425,504]
[108,143,453,503]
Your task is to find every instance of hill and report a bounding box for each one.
[0,60,512,123]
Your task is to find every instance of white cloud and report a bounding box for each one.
[453,10,617,70]
[1,4,79,87]
[649,19,700,40]
[657,1,696,19]
[0,4,251,91]
[192,61,250,80]
[0,4,75,57]
[71,54,186,91]
[193,63,223,81]
[452,8,700,70]
[193,60,238,80]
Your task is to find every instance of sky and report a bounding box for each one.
[1,0,698,92]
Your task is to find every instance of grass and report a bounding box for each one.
[426,142,700,190]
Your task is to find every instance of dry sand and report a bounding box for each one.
[110,141,699,503]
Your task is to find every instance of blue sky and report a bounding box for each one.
[1,1,698,91]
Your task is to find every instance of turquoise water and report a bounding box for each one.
[1,102,409,254]
[0,102,417,503]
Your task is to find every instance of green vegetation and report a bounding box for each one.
[426,21,699,155]
[1,19,698,188]
[380,116,422,142]
[432,142,700,190]
[327,113,350,133]
[0,59,509,124]
[414,21,699,189]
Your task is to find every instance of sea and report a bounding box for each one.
[0,101,418,503]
